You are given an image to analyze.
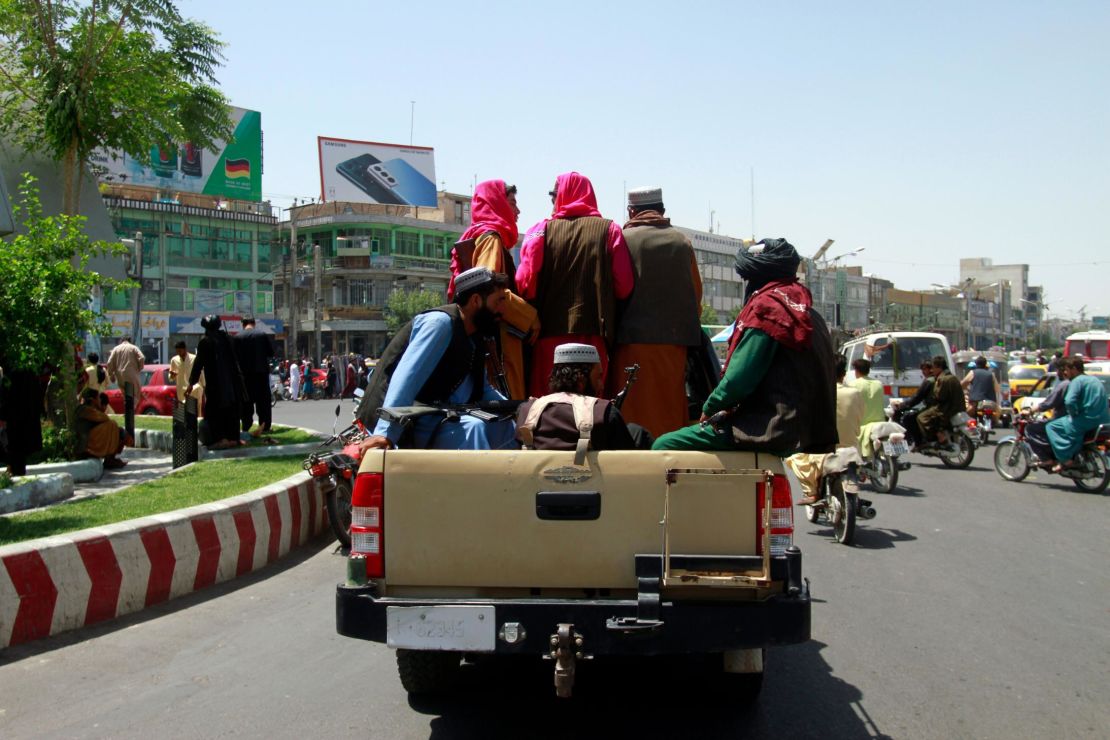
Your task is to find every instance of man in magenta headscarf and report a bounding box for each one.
[515,172,634,398]
[449,180,538,399]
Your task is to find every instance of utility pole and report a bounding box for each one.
[288,212,298,359]
[128,231,144,343]
[314,243,323,363]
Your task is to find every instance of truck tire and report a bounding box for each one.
[396,649,461,695]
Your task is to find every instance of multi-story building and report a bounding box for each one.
[881,289,964,345]
[804,264,871,332]
[676,227,746,324]
[99,182,279,362]
[959,258,1029,310]
[272,193,472,359]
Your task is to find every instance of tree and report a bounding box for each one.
[0,174,130,420]
[700,302,720,326]
[384,289,444,337]
[0,0,234,214]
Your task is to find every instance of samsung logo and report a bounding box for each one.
[324,141,347,147]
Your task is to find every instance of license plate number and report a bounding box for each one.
[386,606,496,652]
[883,440,909,456]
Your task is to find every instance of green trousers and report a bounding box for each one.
[651,422,738,451]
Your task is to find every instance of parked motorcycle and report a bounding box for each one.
[859,421,911,493]
[270,372,288,407]
[302,405,368,547]
[994,416,1110,493]
[804,447,877,545]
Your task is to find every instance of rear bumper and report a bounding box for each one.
[336,554,811,656]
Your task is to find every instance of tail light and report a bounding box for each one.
[309,461,330,477]
[883,385,892,397]
[968,419,978,430]
[981,407,994,416]
[349,472,384,578]
[756,474,794,557]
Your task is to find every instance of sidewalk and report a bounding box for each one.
[70,447,173,501]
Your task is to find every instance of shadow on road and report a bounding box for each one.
[0,537,339,664]
[409,641,889,739]
[803,526,917,550]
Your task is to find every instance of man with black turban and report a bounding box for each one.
[652,238,838,455]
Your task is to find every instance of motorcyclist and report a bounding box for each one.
[850,358,887,457]
[916,356,965,446]
[891,360,935,447]
[961,356,1000,416]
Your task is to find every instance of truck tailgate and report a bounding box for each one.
[380,449,775,590]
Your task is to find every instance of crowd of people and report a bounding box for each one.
[274,353,371,402]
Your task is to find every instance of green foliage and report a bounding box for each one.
[0,455,304,545]
[700,302,721,325]
[0,470,11,489]
[0,0,233,210]
[385,289,444,337]
[0,175,130,374]
[28,423,76,464]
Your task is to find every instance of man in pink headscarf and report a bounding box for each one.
[449,180,539,399]
[515,172,634,398]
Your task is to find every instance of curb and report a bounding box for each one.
[0,470,323,649]
[0,474,75,515]
[24,458,104,483]
[133,425,326,460]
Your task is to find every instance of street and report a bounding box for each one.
[1,400,1107,739]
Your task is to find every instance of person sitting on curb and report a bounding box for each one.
[77,388,133,469]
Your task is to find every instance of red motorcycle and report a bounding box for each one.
[993,414,1110,493]
[303,405,368,547]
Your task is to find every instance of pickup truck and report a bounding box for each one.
[335,444,811,699]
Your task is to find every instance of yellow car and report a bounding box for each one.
[1012,373,1058,415]
[1008,363,1049,401]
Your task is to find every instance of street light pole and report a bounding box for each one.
[314,243,323,363]
[126,231,144,344]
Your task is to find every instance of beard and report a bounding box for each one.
[473,306,500,337]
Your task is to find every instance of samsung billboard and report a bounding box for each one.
[91,106,263,201]
[318,136,437,207]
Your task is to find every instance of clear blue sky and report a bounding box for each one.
[182,0,1109,318]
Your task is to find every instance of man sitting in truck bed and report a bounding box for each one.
[515,342,645,451]
[652,238,838,456]
[356,267,517,451]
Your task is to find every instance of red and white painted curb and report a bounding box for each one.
[0,471,323,649]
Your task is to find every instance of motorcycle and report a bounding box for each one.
[891,405,976,469]
[994,416,1110,493]
[968,400,997,447]
[302,405,369,548]
[270,372,289,406]
[804,447,877,545]
[859,421,911,493]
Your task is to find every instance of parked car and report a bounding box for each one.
[104,364,178,416]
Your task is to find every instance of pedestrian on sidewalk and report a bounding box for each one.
[234,317,276,436]
[169,341,205,404]
[188,315,248,450]
[289,359,301,401]
[77,388,132,469]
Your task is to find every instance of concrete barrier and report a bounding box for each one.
[23,458,104,483]
[0,474,75,515]
[0,470,322,649]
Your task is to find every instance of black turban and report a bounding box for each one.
[734,238,801,302]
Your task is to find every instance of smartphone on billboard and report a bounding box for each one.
[181,143,203,177]
[335,153,407,205]
[150,144,178,178]
[366,158,437,207]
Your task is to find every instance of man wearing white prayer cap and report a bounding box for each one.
[515,342,645,453]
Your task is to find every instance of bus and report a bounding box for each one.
[1064,330,1110,361]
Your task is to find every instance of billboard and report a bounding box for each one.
[91,107,263,201]
[318,137,437,207]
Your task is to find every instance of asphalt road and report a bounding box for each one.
[2,405,1107,739]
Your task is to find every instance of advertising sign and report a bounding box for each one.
[318,137,437,207]
[91,107,263,201]
[104,311,170,338]
[170,316,283,335]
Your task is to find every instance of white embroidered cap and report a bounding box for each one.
[454,266,495,294]
[553,343,601,365]
[627,186,663,207]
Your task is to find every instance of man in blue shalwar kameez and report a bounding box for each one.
[1046,357,1110,471]
[357,267,517,451]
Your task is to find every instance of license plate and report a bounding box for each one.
[982,418,992,430]
[883,440,909,456]
[386,606,496,652]
[898,386,917,398]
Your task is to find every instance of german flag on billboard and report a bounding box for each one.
[225,159,251,179]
